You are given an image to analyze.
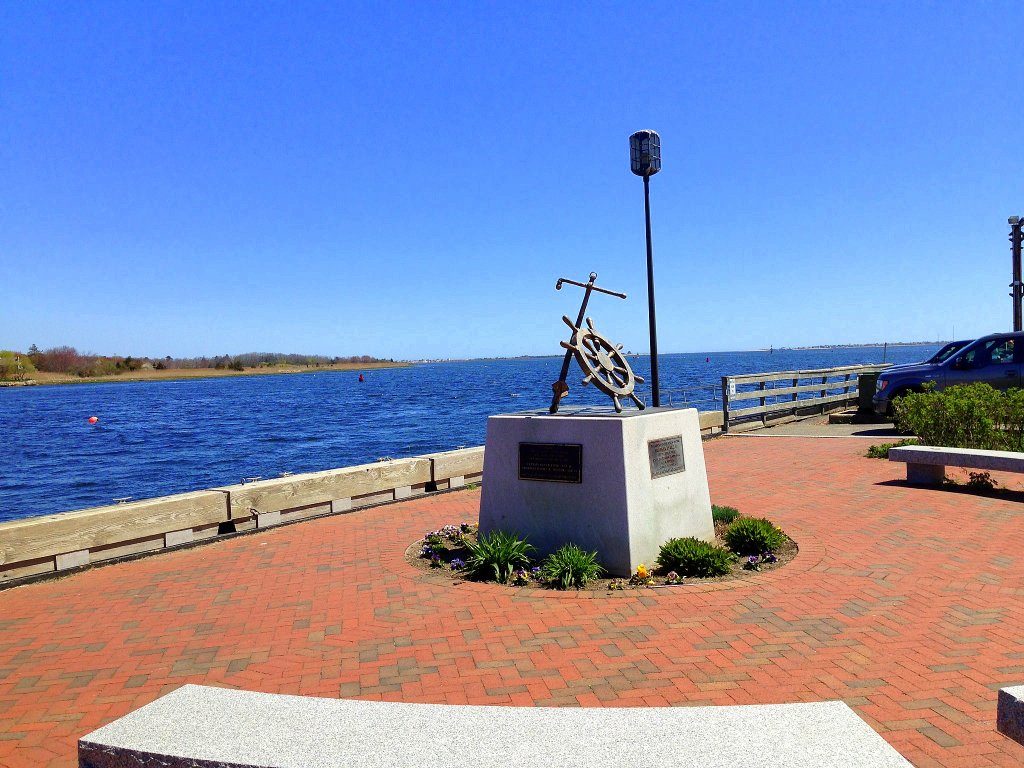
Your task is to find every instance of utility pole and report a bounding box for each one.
[1010,216,1023,332]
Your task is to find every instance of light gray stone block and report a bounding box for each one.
[906,462,946,485]
[164,529,193,547]
[479,407,714,576]
[55,549,89,571]
[77,684,912,768]
[393,485,412,500]
[449,475,465,489]
[998,685,1024,746]
[256,511,281,529]
[889,445,1024,473]
[330,497,352,513]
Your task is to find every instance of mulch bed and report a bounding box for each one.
[405,520,797,592]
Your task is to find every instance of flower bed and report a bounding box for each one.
[406,508,797,591]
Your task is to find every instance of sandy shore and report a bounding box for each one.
[4,361,409,387]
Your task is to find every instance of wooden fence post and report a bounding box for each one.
[721,376,731,433]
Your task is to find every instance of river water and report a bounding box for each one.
[0,345,939,521]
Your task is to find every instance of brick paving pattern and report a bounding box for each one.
[1,436,1023,766]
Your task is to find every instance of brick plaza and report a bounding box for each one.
[1,436,1023,767]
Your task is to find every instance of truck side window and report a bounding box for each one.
[989,339,1015,365]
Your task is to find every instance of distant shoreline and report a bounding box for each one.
[763,342,944,352]
[418,341,944,363]
[0,361,410,389]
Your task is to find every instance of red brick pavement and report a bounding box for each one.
[1,436,1024,767]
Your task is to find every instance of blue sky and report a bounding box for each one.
[2,1,1022,360]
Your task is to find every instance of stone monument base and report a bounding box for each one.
[478,407,714,577]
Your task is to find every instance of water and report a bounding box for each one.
[0,345,939,522]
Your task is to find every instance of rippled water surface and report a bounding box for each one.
[1,346,939,521]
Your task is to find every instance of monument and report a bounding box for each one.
[479,273,714,577]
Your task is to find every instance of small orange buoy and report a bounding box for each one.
[88,416,99,424]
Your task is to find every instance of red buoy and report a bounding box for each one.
[358,374,365,382]
[88,416,99,424]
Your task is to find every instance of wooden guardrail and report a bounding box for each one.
[0,447,484,584]
[720,364,889,432]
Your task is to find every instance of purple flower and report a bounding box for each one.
[748,555,759,564]
[450,558,466,571]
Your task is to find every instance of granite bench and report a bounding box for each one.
[998,685,1024,747]
[78,684,912,768]
[888,445,1024,485]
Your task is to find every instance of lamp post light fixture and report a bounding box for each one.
[629,129,662,407]
[1010,215,1023,332]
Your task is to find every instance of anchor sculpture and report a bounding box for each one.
[549,272,645,414]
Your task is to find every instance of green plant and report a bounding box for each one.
[711,505,740,525]
[541,544,604,589]
[464,530,535,582]
[0,351,36,381]
[865,438,918,459]
[965,471,997,491]
[724,517,786,556]
[656,537,734,577]
[893,383,1024,451]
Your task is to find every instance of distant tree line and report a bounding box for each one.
[163,352,387,370]
[0,346,392,379]
[0,351,36,381]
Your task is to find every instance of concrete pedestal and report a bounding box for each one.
[479,407,714,576]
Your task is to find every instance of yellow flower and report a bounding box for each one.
[636,563,649,579]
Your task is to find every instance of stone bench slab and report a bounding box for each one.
[889,445,1024,472]
[78,684,911,768]
[998,685,1024,746]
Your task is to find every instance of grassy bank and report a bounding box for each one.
[4,361,409,387]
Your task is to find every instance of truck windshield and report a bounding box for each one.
[928,341,970,364]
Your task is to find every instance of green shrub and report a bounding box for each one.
[541,544,604,589]
[657,537,734,577]
[711,505,740,525]
[724,517,786,555]
[893,383,1024,451]
[464,530,535,582]
[965,471,997,491]
[0,351,36,381]
[865,438,918,459]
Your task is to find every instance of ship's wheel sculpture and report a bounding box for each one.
[549,272,646,414]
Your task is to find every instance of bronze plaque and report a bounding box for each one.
[648,436,685,478]
[518,442,583,483]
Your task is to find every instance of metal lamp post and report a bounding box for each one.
[630,129,662,407]
[1011,216,1023,332]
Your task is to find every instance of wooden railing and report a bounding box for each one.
[0,447,483,585]
[720,364,890,432]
